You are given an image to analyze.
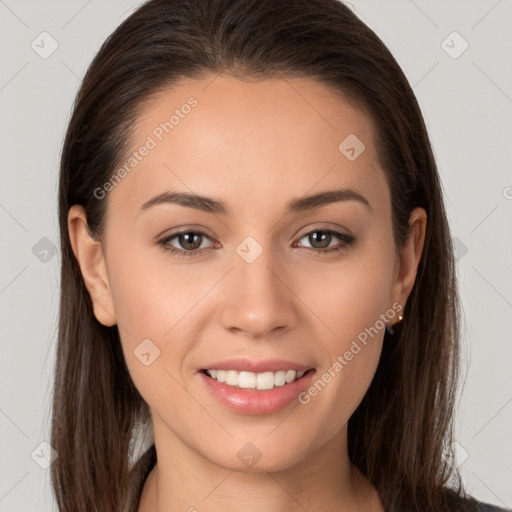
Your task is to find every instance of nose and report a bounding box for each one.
[219,242,299,339]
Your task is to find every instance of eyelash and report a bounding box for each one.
[157,228,355,259]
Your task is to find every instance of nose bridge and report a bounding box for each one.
[218,233,297,337]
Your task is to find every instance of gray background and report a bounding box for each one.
[1,0,511,510]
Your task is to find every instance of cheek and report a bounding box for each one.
[300,251,394,345]
[292,249,393,429]
[106,243,209,338]
[105,246,220,391]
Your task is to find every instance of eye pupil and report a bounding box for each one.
[309,231,331,249]
[179,232,202,250]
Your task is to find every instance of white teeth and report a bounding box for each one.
[285,370,296,383]
[274,370,286,387]
[226,370,238,386]
[204,368,309,390]
[256,372,274,390]
[237,371,256,389]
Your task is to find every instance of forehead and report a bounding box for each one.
[105,74,387,221]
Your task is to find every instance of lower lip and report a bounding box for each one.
[198,369,316,415]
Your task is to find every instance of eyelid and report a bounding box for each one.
[156,224,216,240]
[294,222,352,239]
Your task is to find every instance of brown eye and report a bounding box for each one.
[174,232,204,251]
[158,230,218,258]
[295,229,355,255]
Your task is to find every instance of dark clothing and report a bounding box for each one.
[471,500,511,512]
[453,495,511,512]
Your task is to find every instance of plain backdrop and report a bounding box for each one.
[0,0,511,510]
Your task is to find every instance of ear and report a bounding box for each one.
[389,207,427,313]
[67,205,117,327]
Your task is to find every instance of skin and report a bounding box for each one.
[68,74,426,511]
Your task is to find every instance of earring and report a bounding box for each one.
[386,313,404,336]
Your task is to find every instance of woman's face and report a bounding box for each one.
[70,74,425,472]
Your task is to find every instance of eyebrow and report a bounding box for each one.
[138,188,372,216]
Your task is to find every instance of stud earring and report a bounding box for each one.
[386,313,404,336]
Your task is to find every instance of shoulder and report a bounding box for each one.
[474,504,511,512]
[442,489,511,512]
[460,495,511,512]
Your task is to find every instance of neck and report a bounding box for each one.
[139,418,383,512]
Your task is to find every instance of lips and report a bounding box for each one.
[198,366,317,414]
[196,357,316,414]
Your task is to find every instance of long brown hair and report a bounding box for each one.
[52,0,475,510]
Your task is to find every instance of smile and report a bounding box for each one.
[198,368,316,415]
[203,369,309,390]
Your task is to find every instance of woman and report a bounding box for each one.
[50,0,510,510]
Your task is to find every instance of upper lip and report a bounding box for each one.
[200,357,314,373]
